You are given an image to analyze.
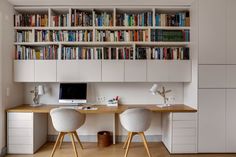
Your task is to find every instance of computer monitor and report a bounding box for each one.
[59,83,87,104]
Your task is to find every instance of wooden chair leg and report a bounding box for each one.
[124,132,133,157]
[73,131,84,149]
[58,133,65,149]
[139,132,152,157]
[123,132,131,149]
[70,133,78,157]
[50,132,63,157]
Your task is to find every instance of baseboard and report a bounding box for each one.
[48,135,162,143]
[0,147,7,157]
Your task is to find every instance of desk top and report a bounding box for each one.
[6,104,197,113]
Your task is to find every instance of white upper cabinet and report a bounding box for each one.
[14,60,35,82]
[199,65,226,88]
[35,60,57,82]
[147,60,169,82]
[199,0,227,64]
[124,60,146,82]
[198,89,226,153]
[102,60,124,82]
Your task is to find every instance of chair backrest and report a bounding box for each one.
[50,108,86,132]
[119,108,152,132]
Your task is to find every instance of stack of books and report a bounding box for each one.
[155,12,190,26]
[71,9,93,26]
[15,45,58,60]
[14,14,48,27]
[51,14,69,27]
[151,29,190,42]
[96,30,148,42]
[95,12,113,26]
[116,12,153,26]
[16,30,33,42]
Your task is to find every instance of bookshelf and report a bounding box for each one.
[13,7,192,82]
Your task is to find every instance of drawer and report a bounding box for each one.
[173,121,196,128]
[8,144,33,154]
[8,136,33,145]
[173,128,196,137]
[8,120,33,128]
[173,113,197,121]
[8,128,33,137]
[172,144,196,153]
[8,113,33,121]
[173,136,196,145]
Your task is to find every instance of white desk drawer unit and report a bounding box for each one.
[162,112,197,154]
[7,112,48,154]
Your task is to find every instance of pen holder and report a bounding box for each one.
[107,100,118,107]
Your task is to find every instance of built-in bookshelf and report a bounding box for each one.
[13,7,192,82]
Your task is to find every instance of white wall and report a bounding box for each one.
[0,0,24,151]
[24,82,184,136]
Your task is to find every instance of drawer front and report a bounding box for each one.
[8,145,33,154]
[8,120,33,128]
[8,136,33,145]
[8,113,33,121]
[173,113,197,121]
[8,128,33,137]
[173,121,196,128]
[173,128,196,137]
[173,136,196,145]
[172,144,196,153]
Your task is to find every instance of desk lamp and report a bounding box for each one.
[150,84,172,106]
[30,85,44,106]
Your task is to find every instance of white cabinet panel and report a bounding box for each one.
[57,60,102,82]
[124,60,146,82]
[168,60,191,82]
[227,0,236,64]
[173,113,197,121]
[199,65,226,88]
[199,0,226,64]
[14,60,34,82]
[227,65,236,88]
[198,89,226,152]
[147,60,168,82]
[35,60,57,82]
[226,89,236,152]
[102,60,124,82]
[8,145,33,154]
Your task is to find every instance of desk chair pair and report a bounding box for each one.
[50,108,152,157]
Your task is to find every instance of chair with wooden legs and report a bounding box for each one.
[50,108,86,157]
[120,108,152,157]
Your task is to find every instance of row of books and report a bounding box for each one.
[15,45,58,60]
[116,12,153,26]
[16,31,33,42]
[103,47,133,60]
[62,47,102,60]
[151,30,190,42]
[34,30,93,42]
[95,12,113,26]
[71,9,93,27]
[136,47,190,60]
[95,30,149,42]
[156,12,190,27]
[14,14,48,27]
[51,14,70,27]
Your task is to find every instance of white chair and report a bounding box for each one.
[120,108,152,157]
[50,108,86,157]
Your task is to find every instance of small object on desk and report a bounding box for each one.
[156,104,171,108]
[82,106,98,110]
[107,99,118,107]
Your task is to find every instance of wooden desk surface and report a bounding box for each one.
[6,104,197,113]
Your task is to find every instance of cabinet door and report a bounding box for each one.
[199,0,226,64]
[199,65,226,88]
[102,60,124,82]
[35,60,57,82]
[226,89,236,152]
[168,60,191,82]
[226,65,236,88]
[198,89,226,152]
[227,0,236,64]
[147,60,168,82]
[57,60,102,82]
[124,60,146,82]
[14,60,35,82]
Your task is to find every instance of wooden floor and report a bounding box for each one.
[5,142,236,157]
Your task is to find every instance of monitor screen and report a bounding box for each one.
[59,83,87,104]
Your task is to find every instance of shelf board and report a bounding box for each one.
[14,26,94,30]
[14,42,60,45]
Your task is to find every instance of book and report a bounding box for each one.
[95,11,113,27]
[71,9,93,27]
[151,29,190,42]
[14,14,48,27]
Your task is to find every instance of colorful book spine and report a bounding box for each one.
[15,45,58,60]
[151,29,190,42]
[61,47,99,60]
[95,12,113,27]
[16,31,33,42]
[14,14,48,27]
[51,14,69,27]
[71,9,93,27]
[103,47,133,60]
